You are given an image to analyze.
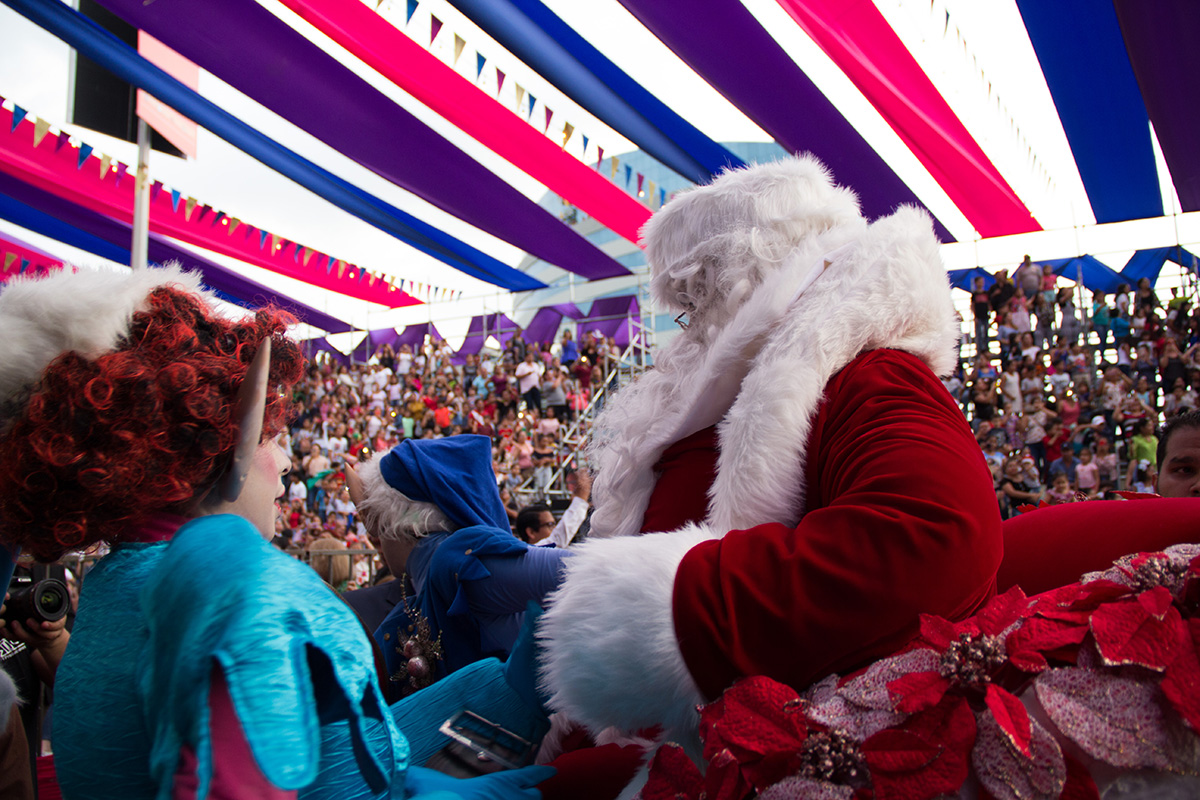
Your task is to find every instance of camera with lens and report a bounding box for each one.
[2,576,69,625]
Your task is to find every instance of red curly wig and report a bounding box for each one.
[0,286,305,561]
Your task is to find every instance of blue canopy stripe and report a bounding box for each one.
[1015,0,1161,224]
[444,0,743,185]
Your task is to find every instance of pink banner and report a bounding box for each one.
[0,106,419,307]
[0,230,66,279]
[279,0,652,246]
[775,0,1040,238]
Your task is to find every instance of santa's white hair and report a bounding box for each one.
[356,455,452,541]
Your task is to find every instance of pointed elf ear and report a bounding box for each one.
[220,339,271,503]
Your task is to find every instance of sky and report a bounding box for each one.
[0,0,1197,346]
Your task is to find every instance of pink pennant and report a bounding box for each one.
[496,69,506,95]
[430,15,442,44]
[596,146,604,170]
[544,107,553,133]
[636,173,644,195]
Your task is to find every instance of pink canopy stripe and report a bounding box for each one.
[279,0,652,246]
[776,0,1041,238]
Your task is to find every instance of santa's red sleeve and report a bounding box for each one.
[538,350,1004,735]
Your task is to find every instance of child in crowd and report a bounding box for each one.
[1075,446,1100,499]
[1045,473,1074,505]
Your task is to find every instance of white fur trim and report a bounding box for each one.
[587,156,958,540]
[0,264,207,423]
[0,664,18,730]
[538,523,716,735]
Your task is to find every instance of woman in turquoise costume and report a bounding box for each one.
[0,266,551,799]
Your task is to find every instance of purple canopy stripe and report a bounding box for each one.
[578,295,639,348]
[522,302,583,347]
[0,168,352,332]
[94,0,629,282]
[615,0,954,242]
[303,337,351,367]
[396,322,444,350]
[451,312,522,364]
[1112,1,1200,213]
[352,327,403,362]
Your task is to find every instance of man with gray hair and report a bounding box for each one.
[349,435,569,684]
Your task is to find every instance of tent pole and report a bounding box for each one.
[130,119,151,271]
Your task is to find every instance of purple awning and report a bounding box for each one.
[578,295,639,348]
[522,303,583,347]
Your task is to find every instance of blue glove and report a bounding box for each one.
[406,765,556,800]
[503,603,550,715]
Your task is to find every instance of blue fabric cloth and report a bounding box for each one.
[377,436,509,531]
[54,517,406,800]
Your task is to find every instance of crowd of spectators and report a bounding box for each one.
[272,328,624,589]
[952,257,1200,517]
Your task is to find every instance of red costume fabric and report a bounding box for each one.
[663,350,1002,700]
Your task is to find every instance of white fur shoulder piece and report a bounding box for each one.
[0,264,206,419]
[0,663,18,730]
[538,523,716,737]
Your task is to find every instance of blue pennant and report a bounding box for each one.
[292,243,301,262]
[659,187,666,206]
[406,0,417,23]
[170,189,182,212]
[258,228,269,249]
[18,258,28,274]
[325,256,335,274]
[475,53,486,79]
[76,143,93,169]
[526,93,537,120]
[358,267,368,283]
[10,105,28,132]
[624,164,631,187]
[581,134,589,153]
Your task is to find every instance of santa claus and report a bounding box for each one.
[537,156,1003,742]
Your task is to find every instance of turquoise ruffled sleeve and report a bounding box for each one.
[138,515,405,800]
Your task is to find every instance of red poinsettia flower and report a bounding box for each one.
[887,587,1034,756]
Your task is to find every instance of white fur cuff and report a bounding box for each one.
[537,524,717,736]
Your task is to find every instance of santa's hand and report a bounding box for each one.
[405,765,555,800]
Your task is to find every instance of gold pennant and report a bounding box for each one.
[646,179,657,207]
[32,117,51,147]
[99,154,112,179]
[3,253,15,271]
[515,84,525,111]
[336,260,347,279]
[453,34,466,65]
[228,218,241,235]
[302,247,314,266]
[610,155,619,180]
[368,272,377,287]
[270,233,281,252]
[561,122,574,147]
[185,197,198,220]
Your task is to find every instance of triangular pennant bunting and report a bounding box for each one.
[227,218,241,235]
[453,34,465,65]
[544,106,553,132]
[597,146,605,170]
[302,247,313,266]
[115,162,128,186]
[475,53,486,79]
[496,69,506,94]
[646,179,656,205]
[195,205,210,223]
[637,173,645,195]
[430,15,442,44]
[581,134,589,154]
[54,131,70,152]
[270,233,281,252]
[337,260,347,279]
[406,0,417,23]
[3,253,15,271]
[259,229,270,250]
[624,164,631,186]
[76,144,93,169]
[32,117,51,147]
[526,93,537,120]
[19,258,28,274]
[170,189,182,212]
[151,182,163,202]
[611,155,619,179]
[515,84,525,110]
[561,122,574,147]
[10,105,27,132]
[184,197,198,220]
[99,154,112,179]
